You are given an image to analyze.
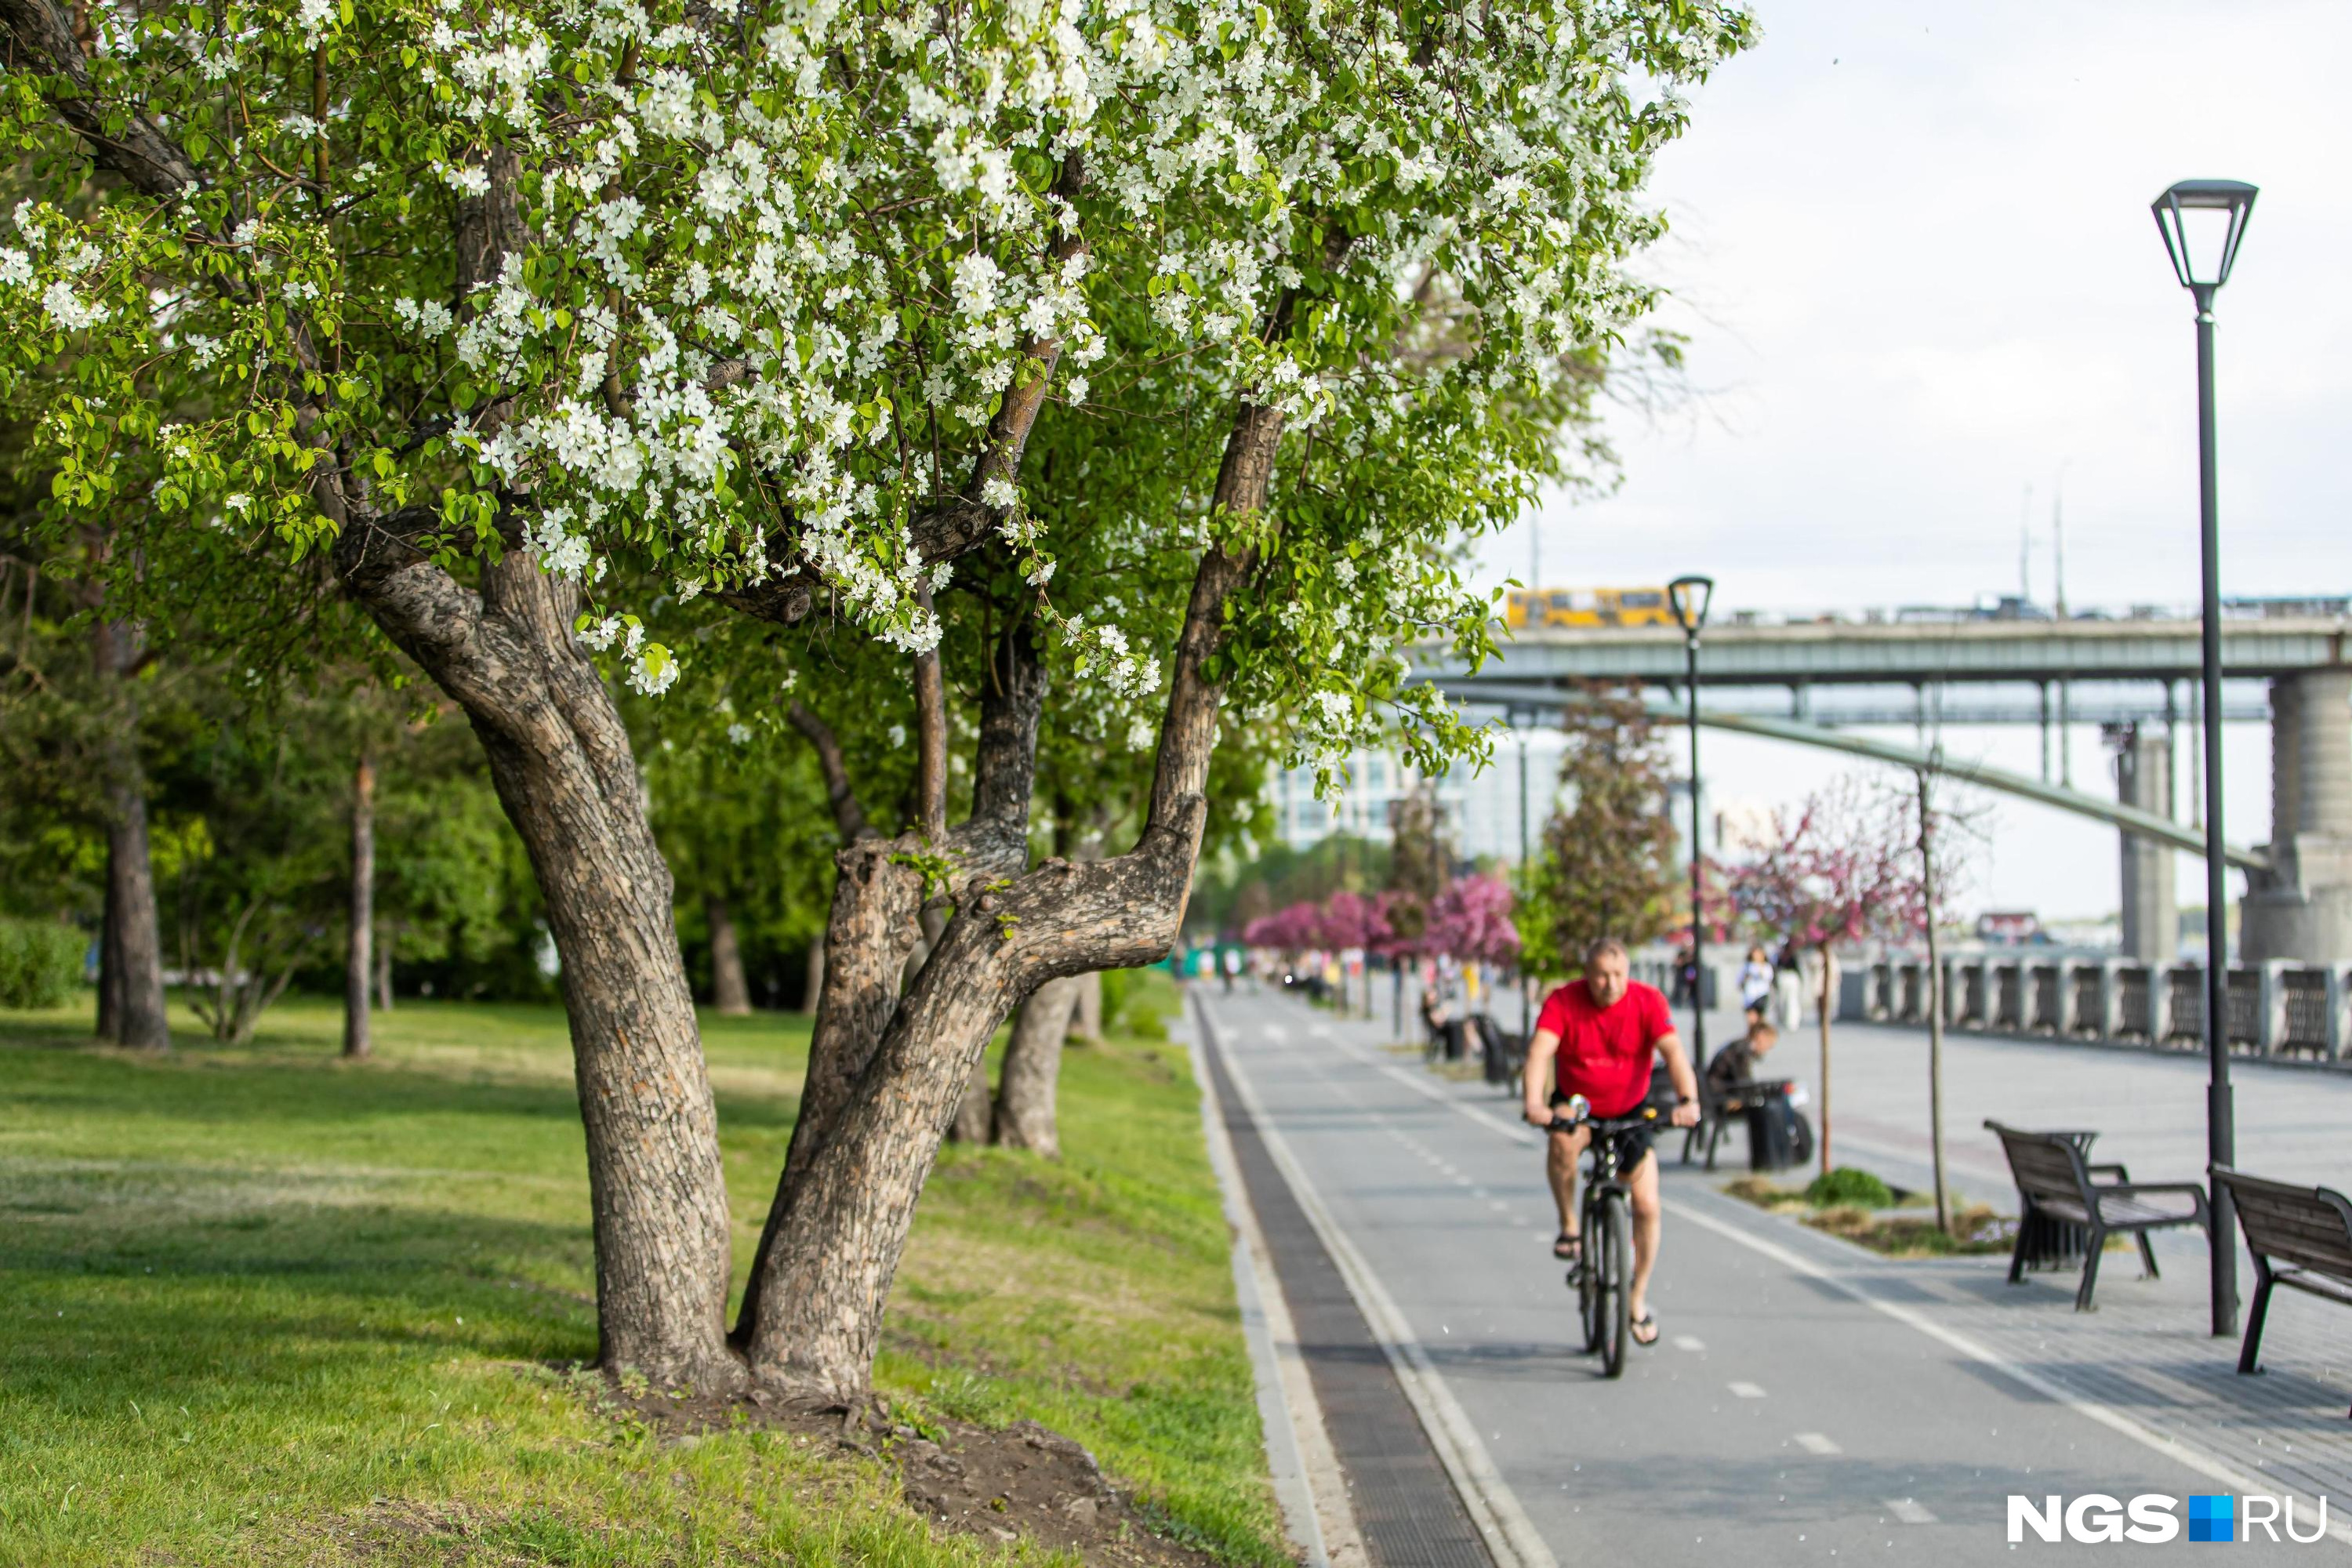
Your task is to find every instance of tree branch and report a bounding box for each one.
[0,0,201,197]
[786,699,873,844]
[912,583,947,843]
[1147,397,1284,833]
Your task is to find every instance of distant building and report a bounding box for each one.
[1266,733,1570,862]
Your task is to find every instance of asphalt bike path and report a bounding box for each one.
[1198,988,2321,1565]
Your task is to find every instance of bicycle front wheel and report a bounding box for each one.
[1598,1192,1632,1379]
[1575,1238,1600,1356]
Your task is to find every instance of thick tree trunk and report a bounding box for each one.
[739,814,1203,1397]
[798,935,823,1016]
[1069,970,1102,1043]
[994,974,1081,1156]
[707,893,753,1016]
[948,1056,994,1144]
[735,391,1278,1400]
[93,617,167,1053]
[337,532,740,1390]
[96,866,120,1040]
[101,776,169,1051]
[343,753,375,1058]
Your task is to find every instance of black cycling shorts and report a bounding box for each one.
[1549,1095,1655,1169]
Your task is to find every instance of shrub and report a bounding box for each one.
[0,918,88,1010]
[1805,1166,1895,1210]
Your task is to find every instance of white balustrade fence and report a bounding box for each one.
[1846,953,2350,1062]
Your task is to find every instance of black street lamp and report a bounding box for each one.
[1515,705,1534,1040]
[1669,574,1716,1121]
[2152,176,2256,1339]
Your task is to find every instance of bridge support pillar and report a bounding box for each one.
[2117,728,2177,964]
[2244,670,2352,964]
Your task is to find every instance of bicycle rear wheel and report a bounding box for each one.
[1598,1192,1632,1379]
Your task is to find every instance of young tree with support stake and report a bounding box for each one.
[1717,778,1909,1179]
[0,0,1748,1399]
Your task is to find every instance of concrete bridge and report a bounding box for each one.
[1414,612,2352,966]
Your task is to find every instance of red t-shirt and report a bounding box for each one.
[1536,979,1675,1118]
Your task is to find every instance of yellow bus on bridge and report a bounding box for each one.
[1504,586,1678,630]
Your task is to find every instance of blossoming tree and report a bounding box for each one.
[1717,778,1911,1178]
[0,0,1748,1397]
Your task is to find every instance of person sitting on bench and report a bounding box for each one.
[1706,1021,1778,1098]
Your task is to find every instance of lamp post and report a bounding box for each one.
[1669,575,1716,1116]
[2152,176,2256,1338]
[1516,706,1534,1039]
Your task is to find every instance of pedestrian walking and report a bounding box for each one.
[1771,942,1805,1034]
[1736,944,1773,1023]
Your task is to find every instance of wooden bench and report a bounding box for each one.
[2212,1167,2352,1414]
[1986,1121,2210,1312]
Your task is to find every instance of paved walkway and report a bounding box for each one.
[1771,1011,2352,1210]
[1196,986,2352,1566]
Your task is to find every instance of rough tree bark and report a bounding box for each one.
[338,532,740,1385]
[993,974,1082,1156]
[797,935,822,1016]
[336,525,741,1386]
[707,893,753,1016]
[93,615,169,1053]
[0,14,736,1385]
[343,752,375,1058]
[735,391,1280,1399]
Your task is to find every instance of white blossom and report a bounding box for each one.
[41,280,108,329]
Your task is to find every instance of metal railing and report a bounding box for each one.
[1834,952,2350,1065]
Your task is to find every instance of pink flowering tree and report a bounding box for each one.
[1425,873,1521,969]
[1318,889,1393,955]
[1717,779,1911,1178]
[1243,901,1326,959]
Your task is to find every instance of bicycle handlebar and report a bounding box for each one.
[1541,1104,1690,1134]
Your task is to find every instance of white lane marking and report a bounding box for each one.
[1886,1499,1937,1525]
[1672,1334,1707,1352]
[1265,1023,1290,1042]
[1187,1015,1358,1567]
[1208,1009,1557,1568]
[1794,1432,1842,1455]
[1662,1199,2352,1541]
[1290,1011,2352,1546]
[1727,1381,1767,1399]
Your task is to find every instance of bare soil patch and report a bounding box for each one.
[613,1379,1229,1568]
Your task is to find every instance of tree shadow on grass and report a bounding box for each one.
[2,1195,604,1422]
[1,1025,802,1139]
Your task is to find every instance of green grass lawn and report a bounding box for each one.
[0,973,1282,1566]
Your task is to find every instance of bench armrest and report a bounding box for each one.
[2095,1181,2211,1218]
[2088,1162,2131,1184]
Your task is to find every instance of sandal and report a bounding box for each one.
[1630,1313,1659,1347]
[1552,1231,1582,1263]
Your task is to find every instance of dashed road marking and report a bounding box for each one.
[1886,1499,1936,1525]
[1727,1381,1767,1399]
[1672,1334,1706,1352]
[1794,1432,1842,1455]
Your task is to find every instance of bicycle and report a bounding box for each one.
[1545,1094,1674,1380]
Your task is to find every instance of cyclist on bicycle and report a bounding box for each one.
[1523,936,1700,1348]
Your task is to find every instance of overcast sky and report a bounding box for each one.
[1465,0,2350,924]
